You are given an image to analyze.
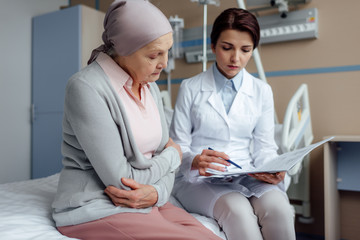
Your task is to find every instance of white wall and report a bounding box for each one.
[0,0,67,183]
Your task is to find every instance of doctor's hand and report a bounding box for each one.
[248,171,286,185]
[104,178,158,209]
[165,137,182,161]
[192,149,231,176]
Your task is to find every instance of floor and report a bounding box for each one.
[296,232,325,240]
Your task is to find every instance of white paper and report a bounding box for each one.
[202,136,334,178]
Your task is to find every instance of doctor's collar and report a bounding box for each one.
[213,63,243,93]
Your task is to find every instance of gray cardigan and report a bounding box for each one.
[52,61,180,227]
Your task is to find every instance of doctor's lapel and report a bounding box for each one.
[208,92,229,124]
[201,69,229,126]
[228,70,255,117]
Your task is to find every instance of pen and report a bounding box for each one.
[208,147,242,169]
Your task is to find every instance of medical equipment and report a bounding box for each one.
[190,0,220,72]
[246,0,312,18]
[169,15,184,59]
[165,15,184,106]
[160,90,173,128]
[273,0,289,18]
[257,8,318,45]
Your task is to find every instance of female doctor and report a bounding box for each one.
[170,8,296,240]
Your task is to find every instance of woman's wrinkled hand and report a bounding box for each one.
[192,149,230,176]
[248,171,286,185]
[104,178,158,209]
[165,137,182,161]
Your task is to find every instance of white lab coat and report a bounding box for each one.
[170,65,286,217]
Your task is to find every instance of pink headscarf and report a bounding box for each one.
[88,0,173,64]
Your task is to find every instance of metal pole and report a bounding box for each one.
[167,72,171,104]
[236,0,245,8]
[202,4,208,72]
[252,50,267,84]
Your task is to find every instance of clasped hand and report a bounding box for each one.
[104,138,182,208]
[105,178,158,209]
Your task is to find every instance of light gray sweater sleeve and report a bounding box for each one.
[152,171,175,207]
[147,82,179,205]
[63,77,180,190]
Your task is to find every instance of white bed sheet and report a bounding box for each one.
[0,174,226,240]
[0,174,76,240]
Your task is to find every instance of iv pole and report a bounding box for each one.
[192,0,220,72]
[202,3,208,72]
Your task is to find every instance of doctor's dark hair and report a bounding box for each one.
[210,8,260,49]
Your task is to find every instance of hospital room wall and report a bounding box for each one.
[0,0,68,184]
[0,0,357,237]
[153,0,360,238]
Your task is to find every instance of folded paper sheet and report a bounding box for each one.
[203,136,334,178]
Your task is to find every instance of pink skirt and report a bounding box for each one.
[57,202,222,240]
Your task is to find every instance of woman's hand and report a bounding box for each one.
[192,149,230,176]
[248,171,286,185]
[104,178,158,208]
[165,137,182,160]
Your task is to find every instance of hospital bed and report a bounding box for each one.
[0,85,312,240]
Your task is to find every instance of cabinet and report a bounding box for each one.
[323,135,360,240]
[31,5,104,179]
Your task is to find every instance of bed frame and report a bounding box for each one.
[276,84,314,223]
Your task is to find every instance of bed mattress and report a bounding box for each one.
[0,174,225,239]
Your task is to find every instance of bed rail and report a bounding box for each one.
[280,83,314,222]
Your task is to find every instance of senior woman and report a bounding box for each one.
[51,1,222,240]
